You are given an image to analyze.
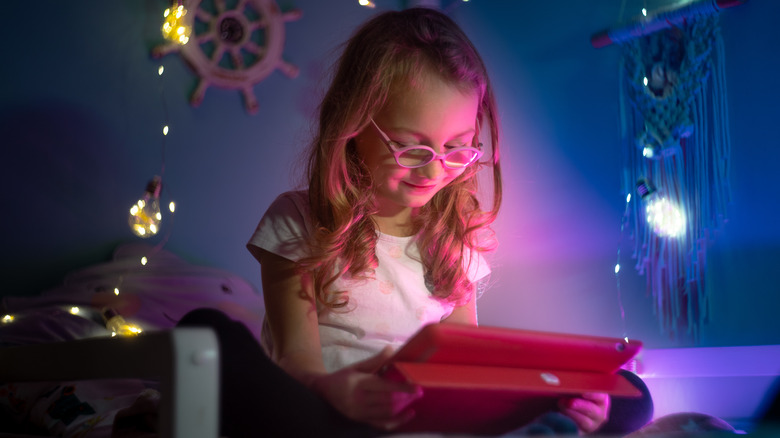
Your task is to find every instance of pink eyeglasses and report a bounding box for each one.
[369,118,483,169]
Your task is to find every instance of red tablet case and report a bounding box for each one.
[378,323,643,434]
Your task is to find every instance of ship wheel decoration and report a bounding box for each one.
[153,0,302,114]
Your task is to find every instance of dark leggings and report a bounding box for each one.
[176,308,381,438]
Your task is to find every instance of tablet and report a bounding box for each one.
[382,323,641,374]
[378,323,643,434]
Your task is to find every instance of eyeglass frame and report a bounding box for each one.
[368,118,483,169]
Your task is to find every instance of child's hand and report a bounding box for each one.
[312,346,424,430]
[558,392,610,434]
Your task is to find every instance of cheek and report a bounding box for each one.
[377,166,410,188]
[442,168,467,186]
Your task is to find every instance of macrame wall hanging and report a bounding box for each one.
[592,0,745,340]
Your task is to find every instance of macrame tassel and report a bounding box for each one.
[619,13,731,340]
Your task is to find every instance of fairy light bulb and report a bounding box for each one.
[162,4,192,45]
[102,308,143,337]
[129,176,163,238]
[2,314,14,324]
[637,178,685,238]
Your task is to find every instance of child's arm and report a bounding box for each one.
[256,248,325,384]
[441,283,478,325]
[256,248,423,430]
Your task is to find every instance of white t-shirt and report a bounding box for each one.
[248,190,490,372]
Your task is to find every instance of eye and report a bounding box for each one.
[392,140,424,149]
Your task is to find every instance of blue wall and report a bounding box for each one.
[2,0,778,349]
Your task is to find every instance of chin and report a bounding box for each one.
[407,194,442,209]
[377,186,440,210]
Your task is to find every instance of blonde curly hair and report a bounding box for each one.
[300,7,502,309]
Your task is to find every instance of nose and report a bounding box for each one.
[417,157,445,180]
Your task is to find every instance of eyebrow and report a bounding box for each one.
[385,126,477,142]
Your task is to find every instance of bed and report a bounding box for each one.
[0,243,264,437]
[1,328,219,438]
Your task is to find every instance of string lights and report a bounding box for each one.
[614,193,631,344]
[109,5,189,335]
[103,308,143,337]
[161,2,192,45]
[3,6,188,335]
[128,176,163,238]
[1,306,141,338]
[637,177,685,239]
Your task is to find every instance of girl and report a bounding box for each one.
[183,7,610,437]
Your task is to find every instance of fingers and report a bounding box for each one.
[580,392,610,405]
[325,371,421,429]
[358,376,423,414]
[362,374,421,395]
[362,383,423,413]
[359,377,423,430]
[558,393,610,434]
[353,346,395,373]
[367,407,417,431]
[321,347,424,430]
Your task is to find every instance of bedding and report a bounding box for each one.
[0,243,264,437]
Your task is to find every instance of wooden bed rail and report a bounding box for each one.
[1,328,220,438]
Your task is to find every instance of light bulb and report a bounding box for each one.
[636,178,685,238]
[129,176,162,238]
[162,4,192,45]
[102,308,143,337]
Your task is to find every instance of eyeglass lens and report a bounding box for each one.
[397,148,478,168]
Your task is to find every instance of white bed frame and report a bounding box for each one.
[1,328,219,438]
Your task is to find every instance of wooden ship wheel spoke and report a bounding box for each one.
[153,0,301,114]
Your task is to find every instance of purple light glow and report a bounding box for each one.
[638,345,780,428]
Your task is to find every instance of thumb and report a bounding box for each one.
[353,346,395,373]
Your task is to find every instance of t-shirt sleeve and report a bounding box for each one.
[464,246,491,284]
[247,191,313,263]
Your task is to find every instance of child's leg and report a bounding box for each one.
[597,369,654,435]
[177,308,380,438]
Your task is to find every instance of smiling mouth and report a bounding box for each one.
[403,181,436,191]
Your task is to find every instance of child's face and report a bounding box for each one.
[355,72,480,216]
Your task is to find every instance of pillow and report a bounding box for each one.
[3,242,266,341]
